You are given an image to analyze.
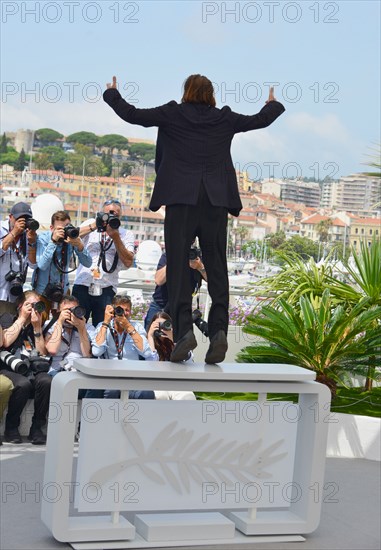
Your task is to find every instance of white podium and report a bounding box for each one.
[41,360,331,548]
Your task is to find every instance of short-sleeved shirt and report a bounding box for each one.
[74,228,134,292]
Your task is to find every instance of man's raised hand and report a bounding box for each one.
[266,86,276,104]
[106,76,118,89]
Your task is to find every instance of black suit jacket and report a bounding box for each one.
[103,88,285,216]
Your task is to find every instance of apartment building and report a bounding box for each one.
[321,174,381,213]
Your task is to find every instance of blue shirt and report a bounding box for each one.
[33,231,92,294]
[91,320,155,360]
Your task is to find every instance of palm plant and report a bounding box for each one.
[238,290,381,397]
[343,238,381,389]
[249,252,357,310]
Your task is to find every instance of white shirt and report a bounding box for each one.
[73,228,134,292]
[0,219,37,302]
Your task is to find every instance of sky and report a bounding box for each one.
[1,0,380,181]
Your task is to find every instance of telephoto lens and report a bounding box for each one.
[107,214,121,230]
[113,306,125,316]
[0,351,29,376]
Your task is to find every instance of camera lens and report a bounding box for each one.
[65,225,79,239]
[26,218,39,231]
[108,216,121,230]
[33,301,46,314]
[159,319,172,331]
[71,305,86,319]
[114,306,125,316]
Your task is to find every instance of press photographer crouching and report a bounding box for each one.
[0,202,38,315]
[45,296,95,376]
[0,291,52,444]
[73,200,135,326]
[32,211,92,314]
[88,294,155,399]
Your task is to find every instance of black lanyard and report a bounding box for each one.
[110,323,128,360]
[98,233,119,274]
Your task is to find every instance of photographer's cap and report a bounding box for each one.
[10,202,33,219]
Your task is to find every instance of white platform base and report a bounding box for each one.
[228,510,308,535]
[70,532,305,549]
[135,512,235,542]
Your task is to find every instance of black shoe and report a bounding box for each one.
[28,425,46,445]
[4,428,23,444]
[205,330,228,364]
[170,330,197,363]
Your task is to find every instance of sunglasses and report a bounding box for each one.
[103,199,121,207]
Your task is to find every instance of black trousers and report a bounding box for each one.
[0,370,52,430]
[164,185,229,342]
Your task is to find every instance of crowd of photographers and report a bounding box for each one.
[0,200,204,445]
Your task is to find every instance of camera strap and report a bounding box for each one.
[53,242,77,275]
[8,229,27,279]
[109,323,128,360]
[99,234,119,274]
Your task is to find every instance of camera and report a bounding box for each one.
[96,212,121,232]
[113,306,125,317]
[154,318,173,339]
[32,301,46,314]
[159,319,172,331]
[192,308,209,337]
[43,283,64,303]
[189,246,201,261]
[57,224,79,243]
[0,350,29,376]
[5,270,24,297]
[27,350,51,374]
[69,305,86,319]
[25,218,39,231]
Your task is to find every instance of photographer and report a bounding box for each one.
[45,296,95,376]
[73,200,134,326]
[89,294,155,399]
[32,211,91,312]
[144,248,207,330]
[0,202,38,310]
[0,291,52,444]
[147,312,195,400]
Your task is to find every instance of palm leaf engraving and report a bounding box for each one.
[90,420,288,493]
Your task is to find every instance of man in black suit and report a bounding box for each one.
[103,74,285,363]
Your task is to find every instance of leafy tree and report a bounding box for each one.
[14,148,27,171]
[238,290,381,397]
[265,231,286,249]
[119,162,133,177]
[35,128,63,143]
[66,131,98,146]
[101,150,113,177]
[278,235,319,260]
[97,134,129,150]
[316,219,332,242]
[0,148,19,166]
[39,146,66,171]
[128,143,156,162]
[34,152,54,170]
[0,133,8,154]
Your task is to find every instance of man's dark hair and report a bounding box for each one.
[182,74,216,107]
[59,295,79,309]
[51,210,70,225]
